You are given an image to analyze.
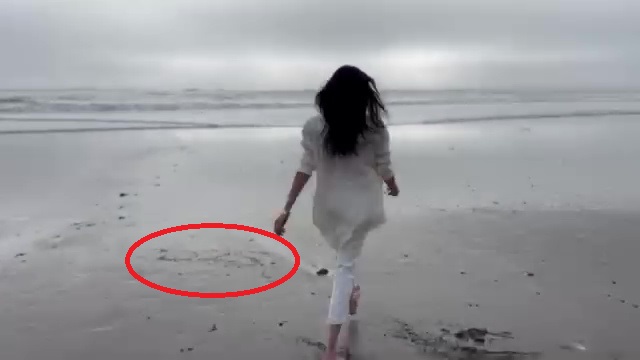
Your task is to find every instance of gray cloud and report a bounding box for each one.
[1,0,639,89]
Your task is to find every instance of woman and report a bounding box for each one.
[274,65,399,360]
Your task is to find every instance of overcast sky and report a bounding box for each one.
[1,0,639,89]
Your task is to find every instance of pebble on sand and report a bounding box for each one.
[316,268,329,276]
[525,272,535,277]
[119,193,128,197]
[118,216,125,220]
[209,324,217,332]
[612,281,617,285]
[633,304,639,309]
[15,253,26,258]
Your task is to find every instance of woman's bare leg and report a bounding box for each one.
[325,251,356,359]
[322,324,342,360]
[339,285,361,357]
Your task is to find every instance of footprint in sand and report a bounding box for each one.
[391,320,537,359]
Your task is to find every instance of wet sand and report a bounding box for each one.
[1,117,639,359]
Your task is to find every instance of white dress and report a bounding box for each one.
[298,115,394,258]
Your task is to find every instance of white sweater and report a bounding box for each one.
[298,115,394,252]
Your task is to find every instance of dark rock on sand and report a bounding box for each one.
[278,321,287,327]
[118,216,125,220]
[209,324,217,332]
[15,253,26,258]
[525,272,535,277]
[119,193,128,197]
[633,304,639,309]
[316,268,329,276]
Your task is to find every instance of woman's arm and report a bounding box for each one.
[375,127,399,196]
[283,171,311,212]
[274,120,316,235]
[286,120,316,211]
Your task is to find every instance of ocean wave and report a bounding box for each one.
[0,101,314,113]
[422,110,640,124]
[2,89,640,113]
[0,96,34,104]
[1,109,638,136]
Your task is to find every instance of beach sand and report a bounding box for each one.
[1,117,639,359]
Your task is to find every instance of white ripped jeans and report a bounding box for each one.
[326,228,368,325]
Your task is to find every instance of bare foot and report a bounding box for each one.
[339,320,360,359]
[321,349,338,360]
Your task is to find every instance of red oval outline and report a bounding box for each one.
[124,223,300,298]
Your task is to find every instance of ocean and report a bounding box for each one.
[1,88,640,133]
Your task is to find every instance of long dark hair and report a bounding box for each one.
[315,65,387,157]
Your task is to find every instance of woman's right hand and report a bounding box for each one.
[274,210,290,236]
[384,176,400,196]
